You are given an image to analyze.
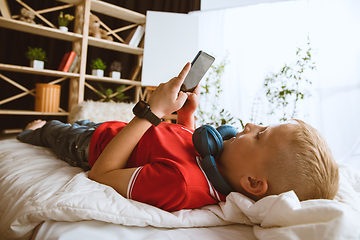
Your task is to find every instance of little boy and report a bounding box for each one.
[17,63,339,211]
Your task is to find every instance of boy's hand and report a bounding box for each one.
[177,84,200,117]
[176,84,200,130]
[148,62,191,118]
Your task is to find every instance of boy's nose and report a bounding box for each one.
[244,123,260,133]
[244,123,254,132]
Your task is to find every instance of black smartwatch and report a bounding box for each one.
[132,100,162,126]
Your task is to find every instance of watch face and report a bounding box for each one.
[133,100,149,118]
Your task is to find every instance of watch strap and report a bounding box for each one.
[133,100,162,126]
[144,110,162,126]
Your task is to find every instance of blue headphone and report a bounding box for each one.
[192,125,238,195]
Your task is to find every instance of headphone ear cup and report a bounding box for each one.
[193,125,224,157]
[216,125,238,141]
[201,155,233,195]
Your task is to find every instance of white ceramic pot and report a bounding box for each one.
[110,71,121,79]
[92,69,104,77]
[30,60,44,70]
[59,26,68,32]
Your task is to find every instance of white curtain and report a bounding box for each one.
[190,0,360,160]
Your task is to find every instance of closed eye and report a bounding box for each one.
[257,127,268,140]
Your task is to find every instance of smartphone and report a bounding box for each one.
[180,51,215,92]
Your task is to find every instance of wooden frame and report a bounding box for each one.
[0,0,11,19]
[0,64,70,115]
[63,0,146,111]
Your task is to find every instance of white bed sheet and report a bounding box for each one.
[1,139,360,240]
[34,221,256,240]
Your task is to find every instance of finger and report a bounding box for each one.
[192,84,201,95]
[177,91,189,106]
[188,92,199,106]
[178,62,191,79]
[172,62,191,88]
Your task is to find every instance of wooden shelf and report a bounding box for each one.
[0,17,83,42]
[88,37,143,55]
[0,0,146,119]
[85,74,141,85]
[0,109,69,116]
[0,18,143,56]
[0,63,79,78]
[58,0,146,24]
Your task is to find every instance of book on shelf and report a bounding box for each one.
[58,51,77,72]
[125,25,145,47]
[68,54,78,73]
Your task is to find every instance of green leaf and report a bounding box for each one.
[105,88,113,97]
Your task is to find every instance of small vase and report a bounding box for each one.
[35,83,61,113]
[30,60,44,70]
[59,26,68,32]
[110,71,121,79]
[92,69,104,77]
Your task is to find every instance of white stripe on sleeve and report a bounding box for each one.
[127,166,143,199]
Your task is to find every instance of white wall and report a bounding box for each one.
[308,0,360,160]
[193,0,360,160]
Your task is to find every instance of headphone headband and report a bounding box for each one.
[201,155,233,195]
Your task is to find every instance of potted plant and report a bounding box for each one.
[109,61,122,79]
[58,11,74,32]
[96,83,129,102]
[25,46,47,69]
[91,58,106,77]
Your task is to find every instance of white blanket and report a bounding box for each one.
[1,139,360,240]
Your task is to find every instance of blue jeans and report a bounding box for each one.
[17,120,102,171]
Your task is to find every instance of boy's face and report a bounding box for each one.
[218,122,295,190]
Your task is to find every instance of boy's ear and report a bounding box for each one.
[240,176,268,196]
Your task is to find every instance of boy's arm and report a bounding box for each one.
[88,63,191,197]
[176,84,200,130]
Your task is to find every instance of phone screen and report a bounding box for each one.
[181,51,215,92]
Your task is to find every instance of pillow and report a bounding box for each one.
[68,100,135,123]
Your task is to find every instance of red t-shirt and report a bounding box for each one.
[88,121,226,211]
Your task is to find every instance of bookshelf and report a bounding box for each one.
[0,0,146,118]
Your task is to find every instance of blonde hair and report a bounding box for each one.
[265,119,339,201]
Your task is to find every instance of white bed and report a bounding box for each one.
[1,101,360,240]
[32,221,256,240]
[1,136,360,240]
